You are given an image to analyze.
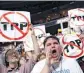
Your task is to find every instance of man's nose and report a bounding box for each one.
[51,44,55,48]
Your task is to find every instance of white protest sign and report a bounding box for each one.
[24,25,46,51]
[34,25,46,48]
[0,10,31,42]
[23,31,34,51]
[60,34,83,59]
[68,8,84,34]
[62,28,70,35]
[46,33,51,36]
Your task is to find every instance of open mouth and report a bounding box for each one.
[51,50,57,58]
[52,50,56,54]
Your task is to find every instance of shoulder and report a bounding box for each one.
[31,59,46,73]
[61,57,81,69]
[61,58,83,73]
[62,57,78,64]
[32,59,46,69]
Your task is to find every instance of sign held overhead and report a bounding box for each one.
[0,10,31,42]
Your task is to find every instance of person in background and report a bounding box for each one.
[0,47,35,73]
[37,52,46,61]
[31,35,83,73]
[23,24,40,61]
[0,48,19,73]
[0,44,15,65]
[0,24,40,73]
[19,24,40,73]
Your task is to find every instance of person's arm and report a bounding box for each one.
[19,51,35,73]
[30,24,40,61]
[31,47,52,73]
[40,48,52,73]
[19,57,35,73]
[40,61,51,73]
[20,24,40,73]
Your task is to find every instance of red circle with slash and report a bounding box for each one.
[69,8,84,26]
[62,35,83,58]
[0,12,30,40]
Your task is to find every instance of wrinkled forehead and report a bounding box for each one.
[45,38,59,45]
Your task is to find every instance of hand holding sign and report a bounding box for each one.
[29,24,35,35]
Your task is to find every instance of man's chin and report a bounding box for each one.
[52,57,60,63]
[51,55,58,59]
[54,60,60,63]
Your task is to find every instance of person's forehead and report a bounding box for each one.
[46,38,58,43]
[7,50,18,56]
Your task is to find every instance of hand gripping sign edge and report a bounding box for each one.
[62,35,83,58]
[0,11,31,40]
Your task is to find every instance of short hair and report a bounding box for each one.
[5,49,19,62]
[43,35,60,47]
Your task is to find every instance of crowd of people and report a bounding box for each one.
[0,23,84,73]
